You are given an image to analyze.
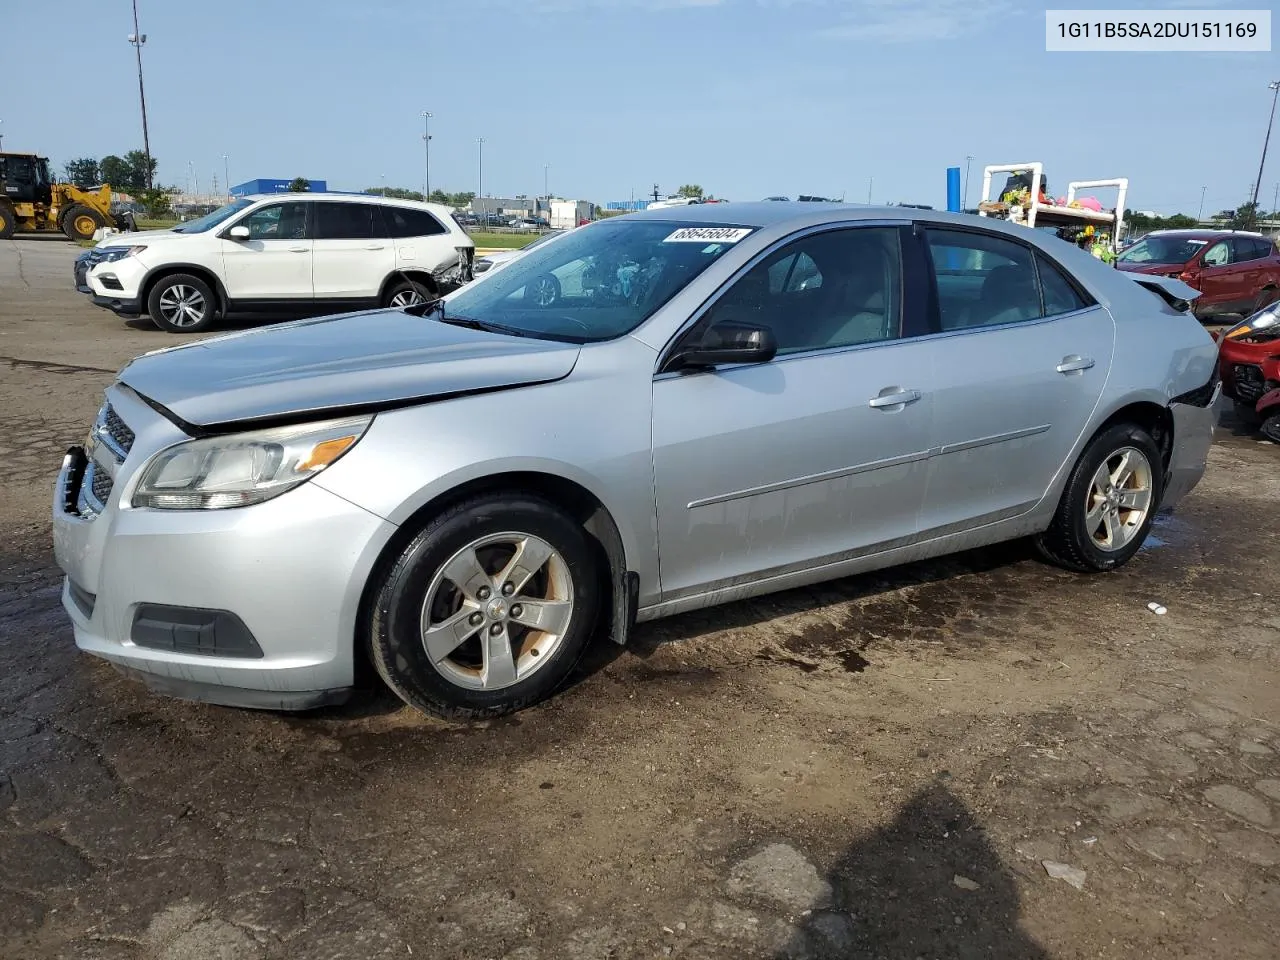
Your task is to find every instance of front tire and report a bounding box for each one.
[1036,423,1163,573]
[147,273,218,333]
[0,204,16,239]
[367,493,601,720]
[62,204,105,241]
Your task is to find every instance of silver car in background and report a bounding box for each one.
[52,204,1219,719]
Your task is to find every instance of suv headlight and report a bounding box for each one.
[96,245,147,264]
[1224,306,1280,343]
[132,416,372,509]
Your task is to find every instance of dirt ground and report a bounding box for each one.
[1,236,1278,960]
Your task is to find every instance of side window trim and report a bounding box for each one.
[654,220,915,376]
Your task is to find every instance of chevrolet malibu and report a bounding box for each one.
[53,204,1220,719]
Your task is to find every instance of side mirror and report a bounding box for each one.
[227,225,250,241]
[674,321,777,370]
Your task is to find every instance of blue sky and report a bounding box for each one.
[5,0,1277,214]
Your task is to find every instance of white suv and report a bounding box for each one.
[83,193,475,333]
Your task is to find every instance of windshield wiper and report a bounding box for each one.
[434,313,531,338]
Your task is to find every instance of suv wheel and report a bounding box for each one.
[384,278,434,308]
[148,274,218,333]
[1036,423,1163,573]
[367,493,601,719]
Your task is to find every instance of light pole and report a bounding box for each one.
[963,155,974,213]
[0,119,4,150]
[544,163,550,201]
[477,137,485,215]
[866,177,873,205]
[421,111,432,198]
[222,154,230,196]
[1198,185,1207,222]
[128,0,153,190]
[1273,181,1279,220]
[1250,80,1280,209]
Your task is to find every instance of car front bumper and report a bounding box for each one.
[51,395,399,710]
[1161,388,1220,511]
[87,256,146,315]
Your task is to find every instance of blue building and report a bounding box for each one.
[230,178,328,196]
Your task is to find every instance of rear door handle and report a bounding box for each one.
[288,246,308,253]
[868,388,922,409]
[364,244,386,250]
[1056,355,1095,374]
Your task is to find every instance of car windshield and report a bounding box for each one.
[172,198,254,233]
[1118,235,1209,265]
[442,218,755,343]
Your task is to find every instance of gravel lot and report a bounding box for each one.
[2,237,1278,960]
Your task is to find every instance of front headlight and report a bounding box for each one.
[131,416,372,510]
[1225,307,1280,343]
[96,245,147,264]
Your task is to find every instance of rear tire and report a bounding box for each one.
[367,493,601,720]
[1035,423,1163,573]
[1261,414,1280,444]
[62,205,105,241]
[0,204,15,240]
[147,273,218,333]
[383,277,435,309]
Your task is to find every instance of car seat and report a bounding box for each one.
[972,264,1039,327]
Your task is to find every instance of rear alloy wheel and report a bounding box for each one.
[62,204,105,241]
[147,274,218,333]
[368,493,600,719]
[1036,423,1163,573]
[0,204,16,240]
[384,278,434,309]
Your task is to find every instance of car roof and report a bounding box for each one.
[241,192,456,215]
[620,201,1042,232]
[1143,228,1267,240]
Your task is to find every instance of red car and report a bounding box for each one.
[1117,230,1280,322]
[1217,305,1280,442]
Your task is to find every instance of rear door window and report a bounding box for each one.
[385,207,447,238]
[313,202,384,240]
[924,228,1042,330]
[1231,237,1265,263]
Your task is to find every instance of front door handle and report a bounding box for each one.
[868,388,922,409]
[1056,355,1095,374]
[288,246,308,253]
[365,244,386,250]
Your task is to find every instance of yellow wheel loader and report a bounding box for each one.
[0,153,132,241]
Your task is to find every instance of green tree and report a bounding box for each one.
[99,151,156,193]
[138,188,175,219]
[288,177,311,192]
[1228,202,1260,231]
[363,186,424,201]
[63,158,100,188]
[677,184,704,199]
[428,189,450,204]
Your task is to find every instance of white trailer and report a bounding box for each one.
[978,162,1129,253]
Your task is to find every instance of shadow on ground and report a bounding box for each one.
[783,782,1050,959]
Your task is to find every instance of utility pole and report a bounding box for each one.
[421,111,432,198]
[0,119,4,150]
[963,155,974,213]
[1198,185,1206,222]
[128,0,153,189]
[477,138,485,215]
[222,154,230,196]
[866,177,873,204]
[544,163,549,200]
[1251,81,1280,209]
[1273,181,1279,220]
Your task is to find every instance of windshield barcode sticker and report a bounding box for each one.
[663,227,753,244]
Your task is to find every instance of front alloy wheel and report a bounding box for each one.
[157,284,208,329]
[1083,446,1154,552]
[368,493,600,719]
[422,532,575,691]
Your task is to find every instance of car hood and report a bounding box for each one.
[118,308,582,428]
[97,227,183,248]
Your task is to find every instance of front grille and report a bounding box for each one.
[1235,364,1265,402]
[89,464,114,505]
[103,405,135,455]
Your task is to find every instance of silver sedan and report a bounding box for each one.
[52,204,1219,718]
